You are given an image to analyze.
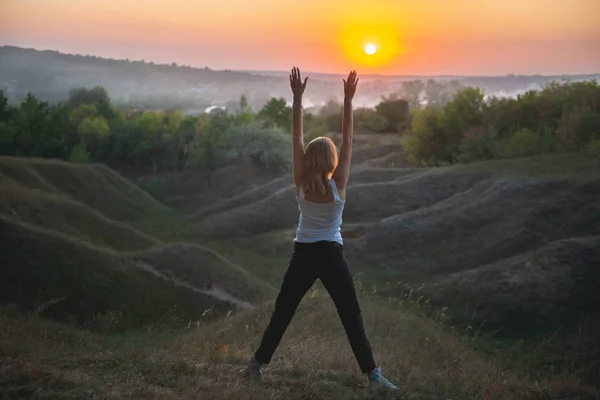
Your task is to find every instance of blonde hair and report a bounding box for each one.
[303,136,338,195]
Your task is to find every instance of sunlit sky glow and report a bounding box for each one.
[2,0,599,75]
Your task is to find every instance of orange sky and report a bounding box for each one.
[2,0,599,75]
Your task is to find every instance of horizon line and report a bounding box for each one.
[2,44,600,79]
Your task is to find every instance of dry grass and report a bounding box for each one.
[0,156,166,221]
[360,177,600,280]
[452,153,600,179]
[137,161,285,210]
[426,236,600,330]
[1,293,597,400]
[191,170,492,238]
[2,151,599,399]
[0,182,159,251]
[0,217,271,327]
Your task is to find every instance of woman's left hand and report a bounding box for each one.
[290,67,308,99]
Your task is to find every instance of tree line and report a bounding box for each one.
[0,84,420,179]
[406,80,600,165]
[1,79,598,181]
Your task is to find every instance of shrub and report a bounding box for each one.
[304,113,331,143]
[504,128,540,157]
[587,137,600,153]
[69,142,89,163]
[405,107,449,166]
[354,108,388,133]
[556,110,584,152]
[78,117,110,138]
[224,122,292,170]
[374,96,409,132]
[538,126,557,154]
[457,125,501,163]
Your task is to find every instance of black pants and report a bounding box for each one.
[254,241,377,374]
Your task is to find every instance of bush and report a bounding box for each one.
[457,125,501,163]
[69,142,89,163]
[587,137,600,153]
[224,122,292,170]
[304,113,331,143]
[354,108,388,133]
[504,128,540,157]
[405,107,448,166]
[78,117,110,138]
[374,97,409,132]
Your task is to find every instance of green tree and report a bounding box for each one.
[135,111,165,171]
[436,87,486,162]
[70,104,97,127]
[354,108,388,133]
[504,128,540,157]
[162,110,186,170]
[69,141,89,163]
[405,107,447,166]
[46,102,75,158]
[0,90,8,122]
[443,87,486,135]
[224,122,292,169]
[375,96,410,132]
[457,125,501,163]
[0,122,17,155]
[233,111,255,126]
[259,98,292,131]
[187,125,222,188]
[17,93,50,156]
[68,86,110,108]
[78,117,110,139]
[136,111,163,138]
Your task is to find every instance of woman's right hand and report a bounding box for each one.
[343,70,359,101]
[290,67,308,100]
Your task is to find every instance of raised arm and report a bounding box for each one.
[290,67,308,195]
[333,70,358,192]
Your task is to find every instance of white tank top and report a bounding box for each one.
[294,179,345,245]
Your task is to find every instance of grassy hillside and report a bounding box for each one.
[2,293,597,400]
[135,161,285,210]
[0,217,272,327]
[0,157,166,221]
[129,244,275,305]
[2,149,599,397]
[176,153,600,381]
[0,181,159,251]
[427,236,600,332]
[0,157,274,328]
[190,154,599,242]
[359,176,600,278]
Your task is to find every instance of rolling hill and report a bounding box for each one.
[0,157,273,328]
[1,148,599,398]
[186,152,600,344]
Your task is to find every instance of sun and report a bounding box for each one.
[364,43,377,55]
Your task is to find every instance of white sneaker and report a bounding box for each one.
[239,357,263,380]
[367,367,399,393]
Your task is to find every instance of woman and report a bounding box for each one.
[241,67,399,393]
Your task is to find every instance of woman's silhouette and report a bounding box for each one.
[241,67,399,393]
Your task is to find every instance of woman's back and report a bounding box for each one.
[295,179,345,245]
